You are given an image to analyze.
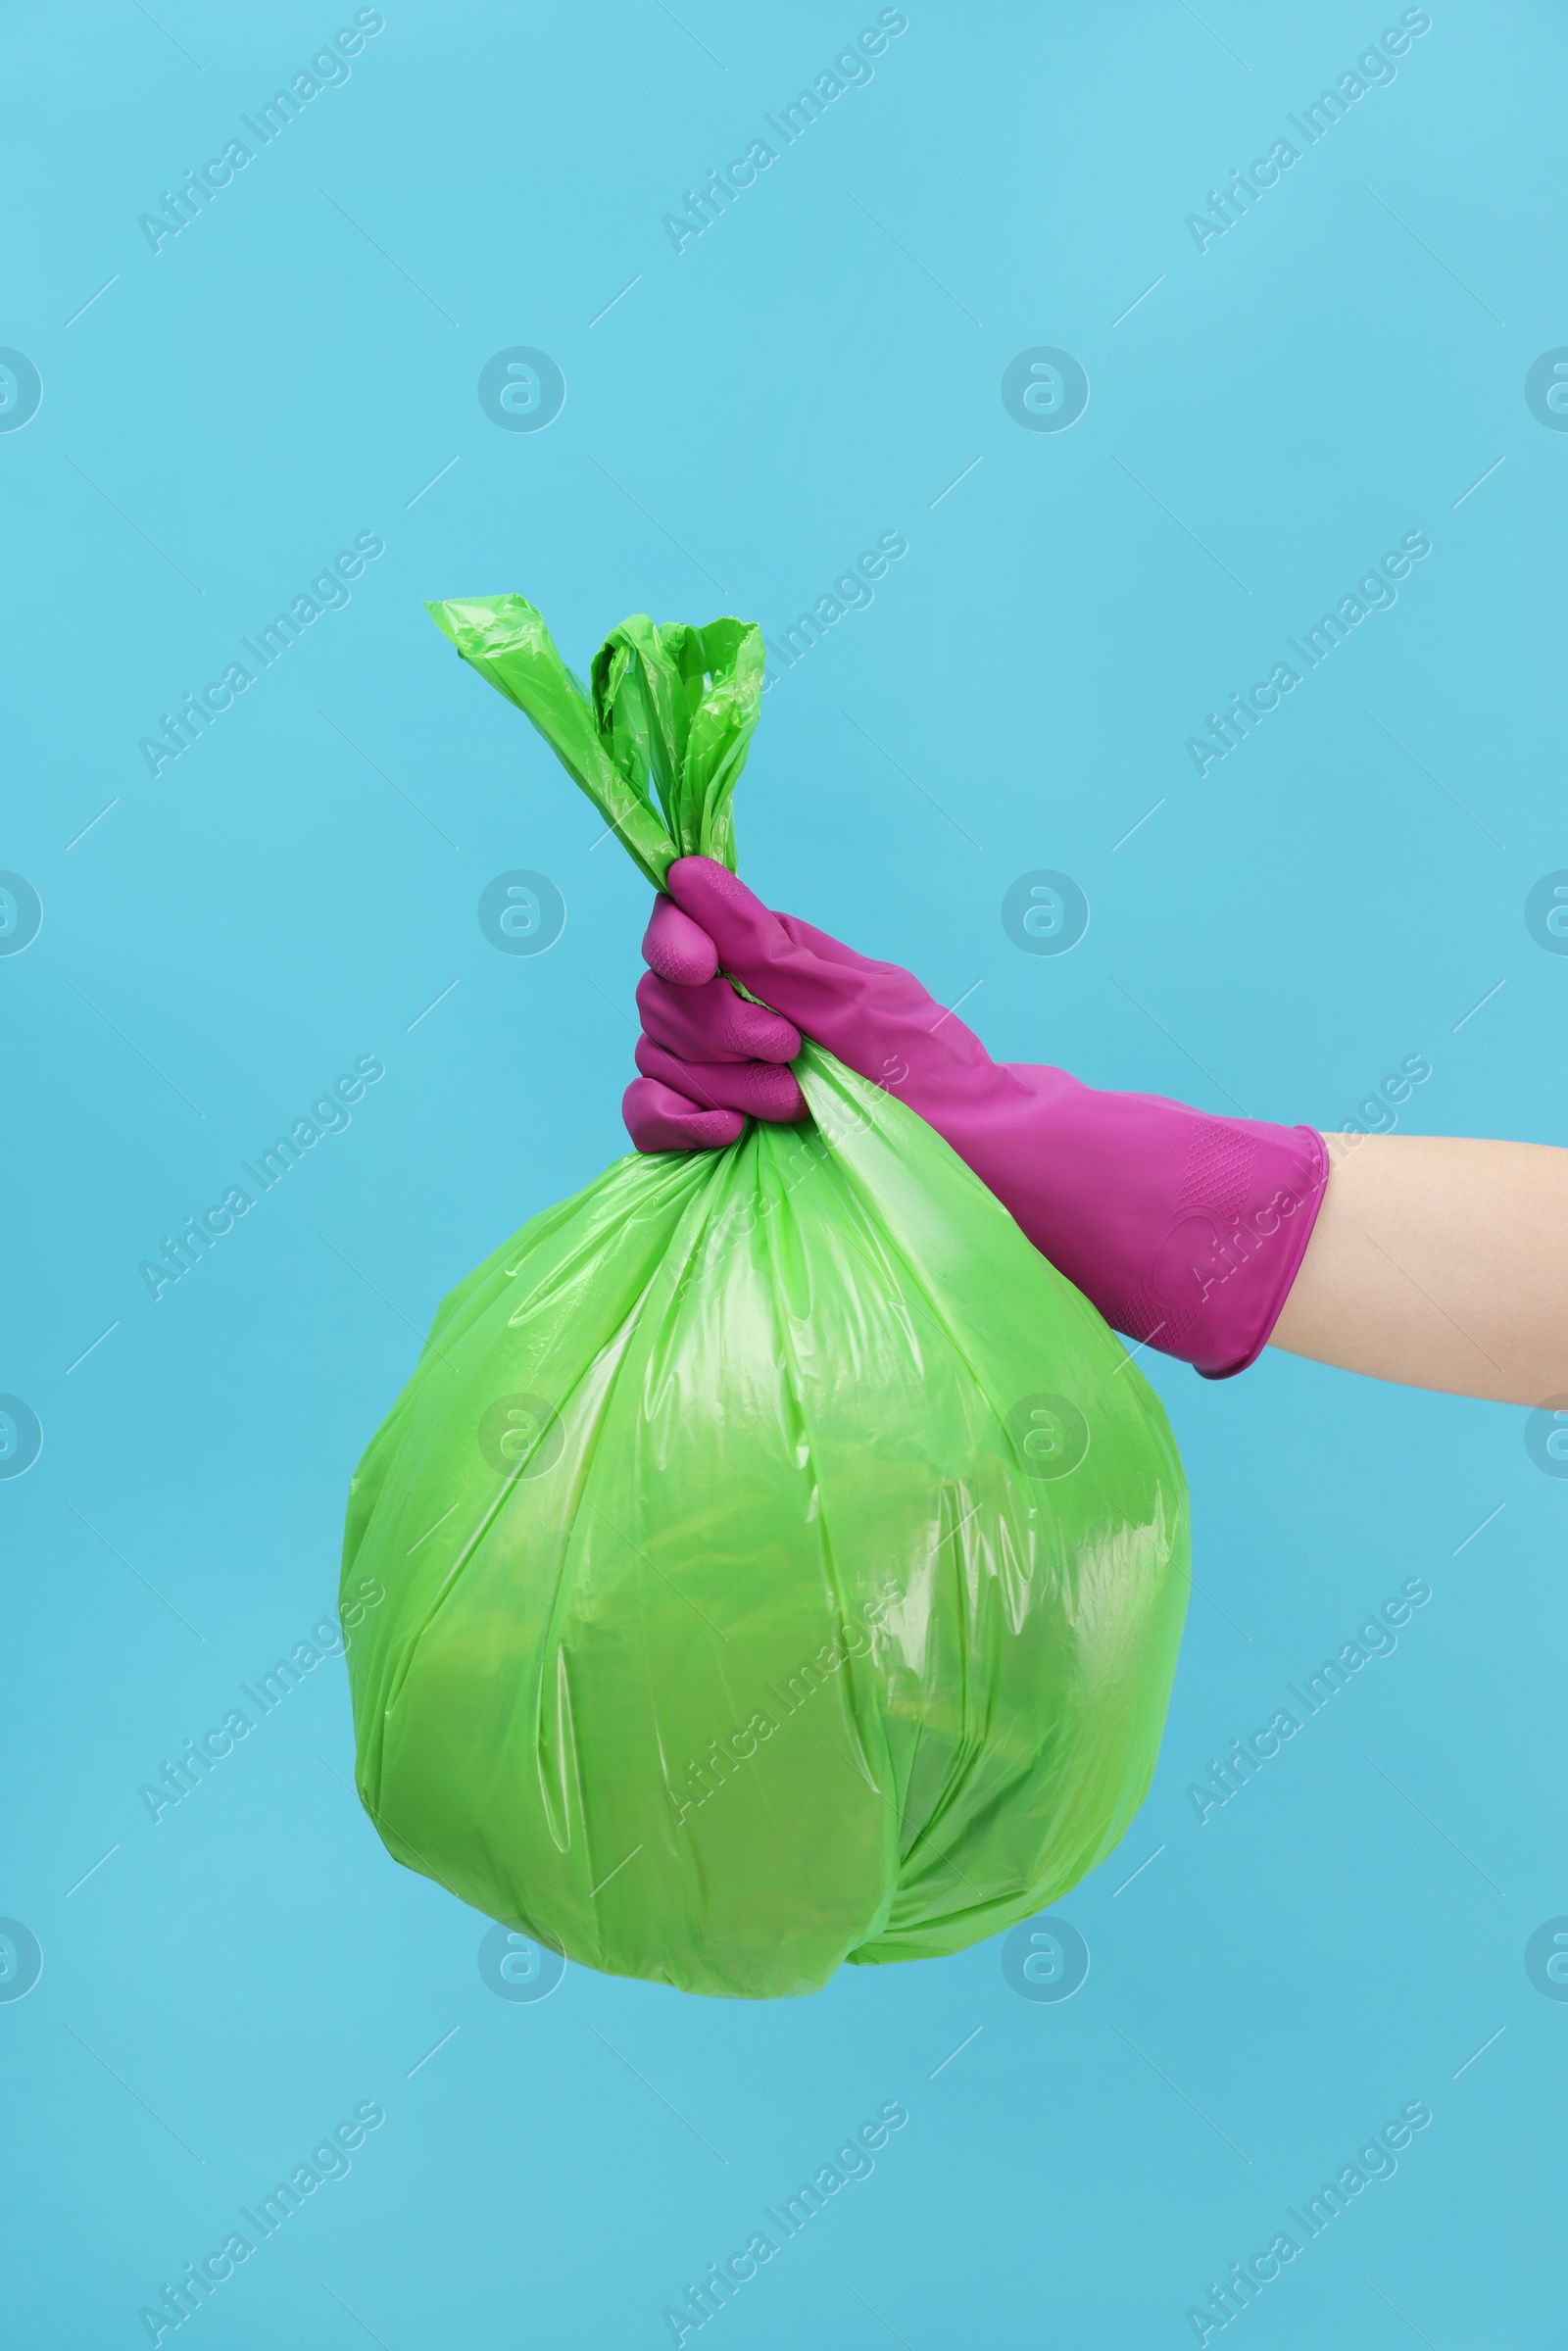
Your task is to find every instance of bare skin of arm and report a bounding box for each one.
[1268,1135,1568,1404]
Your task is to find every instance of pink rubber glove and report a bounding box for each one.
[624,858,1328,1379]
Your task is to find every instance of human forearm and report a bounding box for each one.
[1268,1134,1568,1403]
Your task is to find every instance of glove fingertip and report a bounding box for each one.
[761,1011,804,1063]
[644,894,717,985]
[747,1066,808,1123]
[622,1078,742,1154]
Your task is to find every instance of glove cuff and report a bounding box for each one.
[950,1076,1330,1383]
[1114,1119,1329,1379]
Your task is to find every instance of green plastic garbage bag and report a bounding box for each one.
[340,595,1190,2000]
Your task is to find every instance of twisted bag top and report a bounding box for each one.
[339,596,1191,1998]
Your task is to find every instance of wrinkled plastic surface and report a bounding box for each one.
[426,595,761,889]
[341,596,1191,1999]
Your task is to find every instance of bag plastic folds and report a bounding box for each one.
[340,595,1191,1999]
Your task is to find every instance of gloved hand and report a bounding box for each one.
[624,857,1328,1379]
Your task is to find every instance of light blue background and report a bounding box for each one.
[4,3,1565,2344]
